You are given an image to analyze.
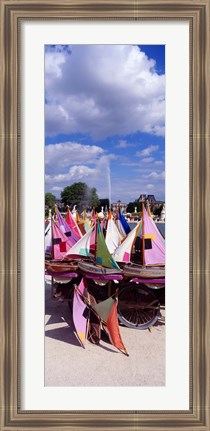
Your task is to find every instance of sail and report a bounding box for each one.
[112,222,141,263]
[96,222,120,270]
[66,207,82,239]
[84,220,91,232]
[55,207,80,246]
[45,217,52,256]
[73,278,89,347]
[118,208,131,234]
[105,212,123,254]
[100,217,107,234]
[51,219,73,259]
[80,210,91,233]
[77,222,87,236]
[115,218,126,238]
[92,295,128,356]
[148,212,165,243]
[64,226,94,258]
[142,205,165,265]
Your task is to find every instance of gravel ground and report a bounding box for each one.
[45,277,165,387]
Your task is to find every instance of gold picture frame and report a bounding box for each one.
[1,0,210,429]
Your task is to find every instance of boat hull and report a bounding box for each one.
[123,263,165,279]
[45,260,78,273]
[78,261,123,275]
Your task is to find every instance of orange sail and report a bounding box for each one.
[92,294,129,356]
[106,299,129,356]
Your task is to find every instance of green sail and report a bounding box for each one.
[96,222,120,269]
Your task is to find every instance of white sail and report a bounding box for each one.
[105,218,123,254]
[115,219,126,237]
[112,222,141,263]
[64,226,94,258]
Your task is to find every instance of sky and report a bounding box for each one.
[45,44,165,204]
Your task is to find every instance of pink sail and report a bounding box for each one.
[55,207,80,246]
[73,278,88,347]
[66,207,82,239]
[143,206,165,265]
[51,219,73,259]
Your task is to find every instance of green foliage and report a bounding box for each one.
[152,204,163,217]
[126,201,141,213]
[61,182,100,212]
[89,187,100,209]
[131,211,142,217]
[96,198,110,213]
[45,192,56,208]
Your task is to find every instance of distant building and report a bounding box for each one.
[147,194,156,204]
[137,194,156,203]
[136,194,164,212]
[137,194,147,202]
[111,200,127,213]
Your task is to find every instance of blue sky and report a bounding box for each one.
[45,44,165,204]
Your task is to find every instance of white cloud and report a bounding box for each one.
[154,160,164,166]
[116,140,136,149]
[46,168,165,202]
[136,145,159,157]
[45,165,97,184]
[145,171,165,180]
[45,142,104,171]
[45,45,165,139]
[147,184,155,190]
[141,157,154,164]
[121,162,140,167]
[45,48,66,79]
[51,186,63,191]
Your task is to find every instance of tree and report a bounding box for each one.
[126,201,141,213]
[45,192,56,208]
[89,187,100,209]
[61,182,100,212]
[152,204,163,217]
[126,202,135,213]
[96,198,110,213]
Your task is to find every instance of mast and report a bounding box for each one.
[93,216,98,264]
[142,203,145,266]
[48,209,55,260]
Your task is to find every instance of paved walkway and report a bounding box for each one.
[45,277,165,387]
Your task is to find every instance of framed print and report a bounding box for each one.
[1,0,210,430]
